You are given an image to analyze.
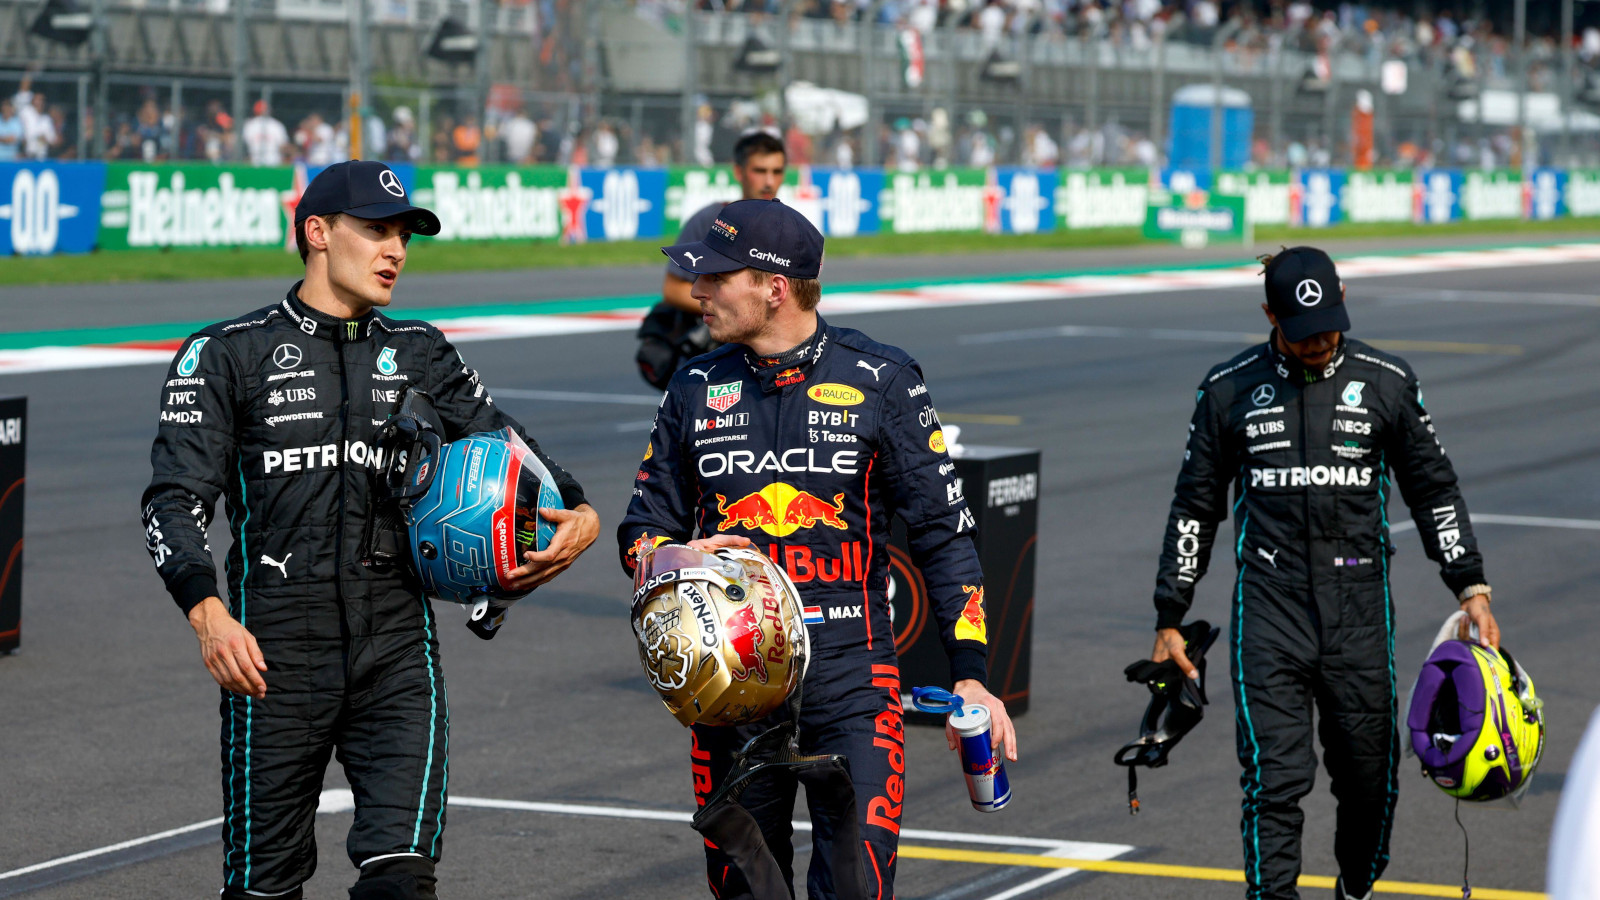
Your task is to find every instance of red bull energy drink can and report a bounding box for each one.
[912,686,1011,813]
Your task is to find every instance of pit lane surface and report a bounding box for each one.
[1,242,1596,899]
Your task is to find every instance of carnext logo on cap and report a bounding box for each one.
[749,248,792,267]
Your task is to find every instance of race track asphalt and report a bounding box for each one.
[1,237,1596,899]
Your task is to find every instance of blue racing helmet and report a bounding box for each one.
[405,427,563,603]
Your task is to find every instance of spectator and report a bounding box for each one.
[386,106,419,162]
[453,113,482,166]
[243,99,291,167]
[692,103,715,166]
[135,99,167,162]
[501,104,538,164]
[298,112,339,165]
[593,121,619,167]
[0,98,21,162]
[784,118,813,166]
[16,76,58,160]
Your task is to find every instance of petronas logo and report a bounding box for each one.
[376,347,398,375]
[176,337,209,377]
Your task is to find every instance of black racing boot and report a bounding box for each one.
[350,856,438,900]
[1335,875,1375,900]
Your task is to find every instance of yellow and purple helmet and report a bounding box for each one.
[1407,640,1544,802]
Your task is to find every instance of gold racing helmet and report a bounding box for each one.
[630,543,809,727]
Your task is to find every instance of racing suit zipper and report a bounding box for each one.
[336,339,352,667]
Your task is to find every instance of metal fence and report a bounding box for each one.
[5,0,1600,170]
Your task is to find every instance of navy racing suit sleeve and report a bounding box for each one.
[878,362,988,686]
[617,381,695,574]
[425,331,588,511]
[1152,378,1236,630]
[140,332,238,616]
[1384,370,1486,597]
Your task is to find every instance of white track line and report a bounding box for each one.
[0,817,222,882]
[492,388,662,405]
[973,847,1084,900]
[1390,513,1600,534]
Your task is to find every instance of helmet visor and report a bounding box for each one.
[502,428,562,556]
[631,543,740,606]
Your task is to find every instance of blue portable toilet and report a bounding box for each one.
[1168,84,1254,174]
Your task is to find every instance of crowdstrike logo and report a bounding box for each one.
[2,168,79,255]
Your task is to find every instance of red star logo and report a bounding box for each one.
[281,163,308,252]
[557,166,593,244]
[981,173,1004,234]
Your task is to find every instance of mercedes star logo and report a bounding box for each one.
[378,169,405,198]
[1295,278,1324,307]
[273,344,303,370]
[1251,383,1276,407]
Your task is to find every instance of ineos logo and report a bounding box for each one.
[1295,278,1323,307]
[273,344,304,369]
[378,169,405,198]
[1251,384,1276,407]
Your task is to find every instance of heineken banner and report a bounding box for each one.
[1144,188,1248,247]
[15,162,1600,258]
[1056,168,1150,230]
[1564,170,1600,217]
[1460,169,1523,221]
[98,163,294,250]
[0,161,105,256]
[1340,170,1414,224]
[1215,170,1291,227]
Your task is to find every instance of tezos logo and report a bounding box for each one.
[176,337,210,377]
[1342,381,1366,407]
[376,347,398,376]
[378,168,405,198]
[1295,278,1323,307]
[273,344,303,370]
[1251,383,1276,407]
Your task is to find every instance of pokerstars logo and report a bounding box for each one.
[1302,172,1336,226]
[1004,172,1049,234]
[1422,172,1456,223]
[593,169,653,240]
[2,167,80,255]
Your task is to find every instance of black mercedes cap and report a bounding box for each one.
[1263,246,1349,342]
[295,160,441,236]
[661,198,823,279]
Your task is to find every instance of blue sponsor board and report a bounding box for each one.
[1414,169,1462,224]
[1160,167,1213,193]
[995,167,1057,234]
[1526,168,1566,220]
[1295,168,1346,227]
[796,166,883,237]
[0,161,107,255]
[581,166,667,242]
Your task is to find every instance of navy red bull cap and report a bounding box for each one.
[662,198,824,279]
[1263,246,1349,342]
[296,159,441,235]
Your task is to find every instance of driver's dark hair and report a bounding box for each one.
[294,212,342,263]
[733,132,786,168]
[1256,245,1289,276]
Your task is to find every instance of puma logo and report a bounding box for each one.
[856,360,886,381]
[688,366,715,381]
[260,553,291,579]
[1256,547,1279,568]
[682,252,703,267]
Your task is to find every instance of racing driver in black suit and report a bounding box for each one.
[140,160,599,900]
[1147,246,1501,900]
[619,198,1019,900]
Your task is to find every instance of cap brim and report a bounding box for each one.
[343,202,443,236]
[661,241,746,275]
[1279,303,1351,343]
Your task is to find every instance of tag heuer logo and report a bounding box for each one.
[706,381,742,413]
